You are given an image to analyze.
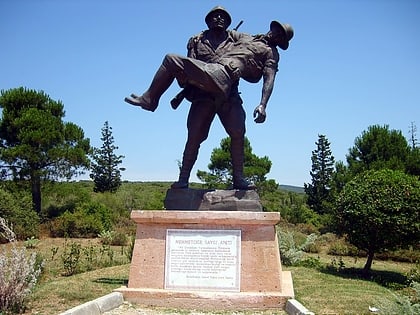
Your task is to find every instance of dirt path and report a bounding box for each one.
[103,301,287,315]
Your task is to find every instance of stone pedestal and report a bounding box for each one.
[164,188,263,211]
[116,210,294,311]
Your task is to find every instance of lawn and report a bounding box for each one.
[6,237,415,315]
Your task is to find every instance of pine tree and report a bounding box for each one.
[347,124,410,175]
[0,87,90,213]
[196,137,272,190]
[304,134,335,214]
[408,121,418,149]
[90,121,125,193]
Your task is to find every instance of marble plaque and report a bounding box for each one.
[165,229,241,291]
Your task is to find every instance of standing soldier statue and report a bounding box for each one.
[125,6,293,190]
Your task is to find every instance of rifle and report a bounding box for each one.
[233,20,243,31]
[170,20,244,110]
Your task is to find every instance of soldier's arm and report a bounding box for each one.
[253,66,276,123]
[253,50,279,123]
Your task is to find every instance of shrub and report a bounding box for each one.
[304,241,321,254]
[0,245,43,313]
[98,230,115,245]
[51,211,102,238]
[0,217,15,243]
[377,281,420,314]
[50,201,112,238]
[61,241,81,276]
[406,262,420,285]
[278,229,317,266]
[125,236,135,262]
[376,247,420,263]
[98,230,127,246]
[111,231,128,246]
[0,189,39,241]
[41,181,91,219]
[298,256,322,269]
[327,238,359,256]
[24,237,40,249]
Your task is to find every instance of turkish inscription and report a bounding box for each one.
[165,229,241,291]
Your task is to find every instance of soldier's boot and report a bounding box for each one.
[125,64,174,112]
[231,138,256,190]
[171,153,197,189]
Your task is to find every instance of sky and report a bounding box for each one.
[1,0,419,187]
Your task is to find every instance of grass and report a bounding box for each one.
[291,266,399,315]
[10,237,131,314]
[290,253,417,315]
[27,264,129,314]
[1,237,415,315]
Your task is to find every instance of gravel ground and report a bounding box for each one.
[103,301,286,315]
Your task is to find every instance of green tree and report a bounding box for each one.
[330,160,351,195]
[408,121,418,149]
[346,125,410,175]
[0,87,90,213]
[90,121,125,193]
[304,134,335,214]
[407,122,420,176]
[197,137,272,190]
[407,146,420,177]
[335,169,420,275]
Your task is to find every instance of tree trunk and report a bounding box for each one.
[31,173,42,214]
[363,248,375,277]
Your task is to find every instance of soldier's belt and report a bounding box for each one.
[224,62,241,81]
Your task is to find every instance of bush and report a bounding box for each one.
[50,201,112,238]
[297,256,322,269]
[406,262,420,285]
[98,230,127,246]
[0,189,39,241]
[0,244,43,313]
[327,238,359,256]
[277,229,317,266]
[42,181,91,219]
[280,204,320,226]
[376,247,420,263]
[61,241,81,276]
[378,281,420,314]
[58,240,131,276]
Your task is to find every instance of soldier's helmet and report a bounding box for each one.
[270,21,294,50]
[205,6,232,28]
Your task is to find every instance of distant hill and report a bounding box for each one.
[279,184,304,194]
[116,180,305,194]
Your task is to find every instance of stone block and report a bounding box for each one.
[116,210,294,311]
[164,188,262,211]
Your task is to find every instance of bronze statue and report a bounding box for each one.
[125,6,293,190]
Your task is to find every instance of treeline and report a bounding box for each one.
[0,180,308,241]
[1,87,419,275]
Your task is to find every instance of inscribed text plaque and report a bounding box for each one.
[165,229,241,291]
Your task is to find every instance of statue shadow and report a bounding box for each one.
[93,277,128,285]
[320,265,407,289]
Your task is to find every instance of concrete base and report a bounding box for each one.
[59,292,123,315]
[116,210,294,311]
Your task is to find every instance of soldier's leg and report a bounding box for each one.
[172,100,216,188]
[125,54,188,111]
[219,98,256,190]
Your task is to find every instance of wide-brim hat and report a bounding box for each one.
[205,6,232,28]
[270,21,294,50]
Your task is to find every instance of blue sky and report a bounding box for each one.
[1,0,419,187]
